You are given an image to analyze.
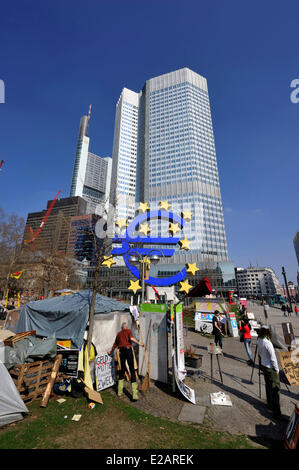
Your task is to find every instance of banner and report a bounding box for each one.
[96,352,116,391]
[173,350,196,404]
[175,304,185,381]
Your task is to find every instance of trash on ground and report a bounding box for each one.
[71,414,82,421]
[56,398,66,404]
[210,391,232,406]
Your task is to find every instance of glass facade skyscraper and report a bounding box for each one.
[110,68,233,288]
[70,110,112,214]
[110,88,139,223]
[139,68,228,265]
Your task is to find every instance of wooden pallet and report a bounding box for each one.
[4,330,36,347]
[9,359,54,405]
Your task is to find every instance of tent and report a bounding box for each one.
[0,360,28,428]
[15,290,132,351]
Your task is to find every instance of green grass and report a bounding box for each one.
[0,391,262,449]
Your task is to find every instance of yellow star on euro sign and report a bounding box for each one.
[102,256,116,268]
[139,223,151,236]
[169,222,181,236]
[128,279,141,294]
[116,218,127,230]
[186,262,199,276]
[138,202,150,213]
[179,237,191,250]
[159,200,171,211]
[179,280,193,294]
[182,209,193,222]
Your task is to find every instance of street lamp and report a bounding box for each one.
[282,266,293,313]
[126,249,164,303]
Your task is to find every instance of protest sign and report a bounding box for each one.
[279,351,299,386]
[96,352,116,391]
[58,349,79,378]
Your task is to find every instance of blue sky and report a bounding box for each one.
[0,0,298,284]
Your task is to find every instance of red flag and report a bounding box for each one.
[186,277,212,297]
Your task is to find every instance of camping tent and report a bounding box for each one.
[15,290,132,351]
[0,360,28,428]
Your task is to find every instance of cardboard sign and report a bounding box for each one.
[96,353,116,391]
[58,349,79,378]
[279,351,299,386]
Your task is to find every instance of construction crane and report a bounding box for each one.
[24,189,61,245]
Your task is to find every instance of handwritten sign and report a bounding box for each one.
[279,351,299,386]
[96,353,116,391]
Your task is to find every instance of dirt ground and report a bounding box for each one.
[114,328,299,446]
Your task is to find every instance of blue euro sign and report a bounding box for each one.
[111,210,187,287]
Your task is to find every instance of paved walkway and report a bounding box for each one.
[182,328,299,444]
[246,300,299,339]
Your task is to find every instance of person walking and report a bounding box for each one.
[295,305,298,317]
[257,325,282,419]
[240,318,254,365]
[212,310,224,350]
[108,322,143,401]
[287,304,292,317]
[281,303,287,317]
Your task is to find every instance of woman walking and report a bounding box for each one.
[240,318,254,366]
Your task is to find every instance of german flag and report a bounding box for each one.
[10,270,24,279]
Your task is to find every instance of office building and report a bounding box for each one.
[70,107,112,214]
[137,68,229,265]
[294,232,299,265]
[23,196,87,254]
[235,266,281,298]
[110,88,140,222]
[108,68,234,295]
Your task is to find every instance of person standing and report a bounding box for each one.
[212,310,224,350]
[257,325,282,419]
[240,318,253,365]
[295,305,298,317]
[108,322,143,401]
[287,304,292,316]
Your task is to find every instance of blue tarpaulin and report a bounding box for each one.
[15,290,130,349]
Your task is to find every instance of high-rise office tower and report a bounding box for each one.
[110,88,139,222]
[294,232,299,265]
[70,107,112,214]
[137,68,228,265]
[110,68,234,292]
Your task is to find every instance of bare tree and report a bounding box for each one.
[85,200,115,355]
[0,208,25,299]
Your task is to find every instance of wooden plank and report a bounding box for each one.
[41,354,63,407]
[4,330,36,346]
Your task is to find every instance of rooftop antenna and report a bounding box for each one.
[88,104,92,120]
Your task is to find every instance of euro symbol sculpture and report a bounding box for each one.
[111,210,187,287]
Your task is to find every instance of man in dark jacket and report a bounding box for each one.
[212,310,224,350]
